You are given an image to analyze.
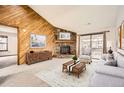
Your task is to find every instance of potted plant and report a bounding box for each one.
[72,55,78,64]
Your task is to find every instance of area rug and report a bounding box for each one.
[36,62,96,87]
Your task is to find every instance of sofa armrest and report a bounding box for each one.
[95,65,124,79]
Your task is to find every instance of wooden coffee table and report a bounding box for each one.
[62,60,74,72]
[72,62,86,78]
[62,60,86,78]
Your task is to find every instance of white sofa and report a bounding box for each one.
[89,50,124,87]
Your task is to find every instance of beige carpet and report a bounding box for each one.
[0,71,50,87]
[0,58,98,87]
[0,58,72,87]
[36,62,97,87]
[0,56,17,69]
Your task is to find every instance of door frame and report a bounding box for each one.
[0,23,20,65]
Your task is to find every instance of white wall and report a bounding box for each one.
[116,6,124,27]
[115,6,124,51]
[106,27,117,51]
[0,25,17,56]
[0,25,17,34]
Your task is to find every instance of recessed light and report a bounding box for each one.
[84,23,91,26]
[23,29,26,32]
[87,23,91,25]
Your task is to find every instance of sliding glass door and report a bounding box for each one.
[80,33,104,59]
[91,34,103,59]
[80,36,91,55]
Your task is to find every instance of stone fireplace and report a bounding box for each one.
[54,27,77,57]
[60,45,71,54]
[54,42,76,57]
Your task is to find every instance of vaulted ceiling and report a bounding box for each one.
[29,5,119,34]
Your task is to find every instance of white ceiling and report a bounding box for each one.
[29,5,119,34]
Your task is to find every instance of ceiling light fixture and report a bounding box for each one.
[84,23,91,26]
[87,23,91,25]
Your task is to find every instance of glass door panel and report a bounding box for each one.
[91,34,103,59]
[80,36,91,55]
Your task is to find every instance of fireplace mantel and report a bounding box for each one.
[55,40,75,43]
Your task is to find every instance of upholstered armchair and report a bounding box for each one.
[79,48,92,64]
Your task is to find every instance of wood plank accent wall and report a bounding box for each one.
[0,5,56,64]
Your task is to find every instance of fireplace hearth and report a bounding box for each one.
[60,45,71,54]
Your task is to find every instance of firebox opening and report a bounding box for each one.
[60,45,71,54]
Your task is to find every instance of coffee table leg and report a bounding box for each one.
[69,66,71,75]
[78,74,79,78]
[78,72,80,78]
[62,65,64,72]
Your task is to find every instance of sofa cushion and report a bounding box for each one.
[95,65,124,79]
[104,60,117,67]
[117,53,124,68]
[82,48,91,55]
[79,55,90,59]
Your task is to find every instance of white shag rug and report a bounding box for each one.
[36,62,97,87]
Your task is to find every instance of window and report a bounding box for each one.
[0,35,8,51]
[80,34,104,59]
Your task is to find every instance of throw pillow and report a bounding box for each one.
[107,53,114,61]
